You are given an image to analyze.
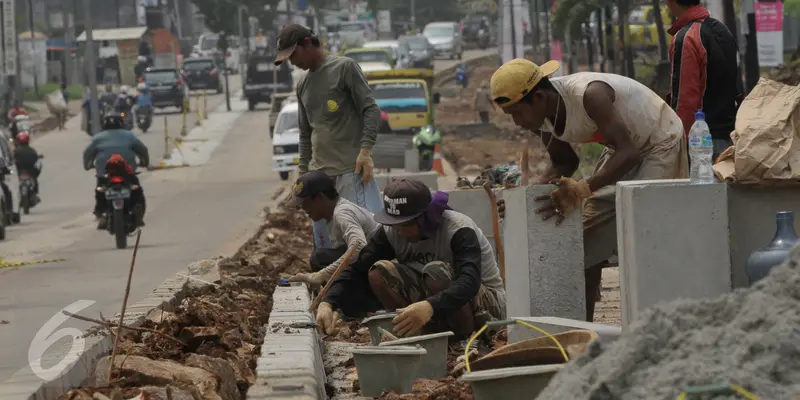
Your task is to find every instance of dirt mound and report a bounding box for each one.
[377,377,475,400]
[61,206,314,400]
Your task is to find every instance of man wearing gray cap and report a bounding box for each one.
[274,24,382,250]
[314,179,506,340]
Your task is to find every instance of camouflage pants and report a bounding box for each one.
[370,260,505,325]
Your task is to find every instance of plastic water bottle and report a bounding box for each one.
[688,110,714,184]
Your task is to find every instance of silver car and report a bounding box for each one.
[422,21,463,60]
[338,21,376,48]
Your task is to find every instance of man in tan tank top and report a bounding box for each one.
[491,58,688,322]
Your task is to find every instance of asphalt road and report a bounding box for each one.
[0,48,499,384]
[434,47,497,72]
[0,74,286,382]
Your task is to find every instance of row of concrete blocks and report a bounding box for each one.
[0,274,192,400]
[246,283,326,400]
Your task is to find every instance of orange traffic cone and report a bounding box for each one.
[432,144,445,176]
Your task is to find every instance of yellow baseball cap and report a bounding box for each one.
[490,59,561,108]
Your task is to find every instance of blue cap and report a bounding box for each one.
[695,110,705,120]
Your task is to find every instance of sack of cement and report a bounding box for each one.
[536,245,800,399]
[45,90,68,115]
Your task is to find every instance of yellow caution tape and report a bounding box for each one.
[0,257,66,268]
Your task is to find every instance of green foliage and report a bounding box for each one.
[550,0,619,41]
[190,0,281,35]
[786,0,800,17]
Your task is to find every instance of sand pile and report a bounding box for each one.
[538,247,800,400]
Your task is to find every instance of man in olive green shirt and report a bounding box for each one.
[275,24,383,249]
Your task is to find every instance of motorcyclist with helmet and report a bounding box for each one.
[115,85,135,128]
[13,131,41,200]
[8,105,29,139]
[82,111,149,229]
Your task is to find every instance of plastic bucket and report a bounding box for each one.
[460,364,564,400]
[361,312,399,345]
[351,345,427,397]
[379,331,454,379]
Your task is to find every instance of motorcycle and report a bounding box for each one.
[411,125,441,171]
[18,155,42,215]
[135,90,153,133]
[456,67,468,89]
[478,28,489,50]
[119,109,134,130]
[100,168,142,249]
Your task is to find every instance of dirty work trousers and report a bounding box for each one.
[311,172,382,249]
[583,134,688,322]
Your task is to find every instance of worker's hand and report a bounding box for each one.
[497,199,505,219]
[535,177,592,225]
[393,301,434,337]
[315,302,339,335]
[354,147,374,184]
[288,270,330,288]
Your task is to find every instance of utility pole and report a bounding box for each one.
[509,0,517,59]
[742,0,759,92]
[83,0,100,135]
[27,0,39,97]
[62,2,74,85]
[220,32,231,111]
[410,0,415,32]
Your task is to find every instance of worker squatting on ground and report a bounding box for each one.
[474,81,493,124]
[316,179,506,340]
[666,0,741,161]
[286,171,381,288]
[274,24,383,250]
[492,59,688,322]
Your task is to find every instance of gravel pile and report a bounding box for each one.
[538,247,800,400]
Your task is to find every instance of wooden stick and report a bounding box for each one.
[108,230,141,381]
[483,182,506,284]
[308,246,358,312]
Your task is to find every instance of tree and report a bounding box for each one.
[190,0,240,34]
[651,0,668,61]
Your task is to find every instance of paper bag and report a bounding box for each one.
[713,78,800,184]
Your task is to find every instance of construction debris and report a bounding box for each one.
[538,248,800,399]
[60,207,313,400]
[767,59,800,86]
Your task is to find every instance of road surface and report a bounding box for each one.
[0,49,499,384]
[0,74,287,382]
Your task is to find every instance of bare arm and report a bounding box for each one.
[582,81,643,191]
[537,131,580,183]
[319,209,369,277]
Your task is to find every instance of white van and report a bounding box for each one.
[272,101,301,181]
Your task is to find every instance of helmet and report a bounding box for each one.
[137,55,147,63]
[101,112,124,130]
[16,131,29,145]
[119,85,129,95]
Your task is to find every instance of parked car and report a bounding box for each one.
[142,67,189,112]
[272,101,300,181]
[180,57,223,93]
[398,35,434,69]
[338,21,376,47]
[422,21,463,60]
[343,48,394,73]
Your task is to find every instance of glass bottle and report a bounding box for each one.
[745,211,800,285]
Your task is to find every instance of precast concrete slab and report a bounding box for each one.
[503,185,586,320]
[447,188,503,256]
[507,316,621,344]
[616,179,731,329]
[374,171,439,191]
[728,185,800,288]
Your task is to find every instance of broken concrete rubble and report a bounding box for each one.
[59,207,314,400]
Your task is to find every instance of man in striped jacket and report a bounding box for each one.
[666,0,742,161]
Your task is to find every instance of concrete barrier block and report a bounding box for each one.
[616,179,730,329]
[447,188,503,255]
[375,171,439,191]
[507,316,621,344]
[503,185,585,320]
[404,149,420,172]
[727,185,800,288]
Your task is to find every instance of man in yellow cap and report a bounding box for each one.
[493,59,688,321]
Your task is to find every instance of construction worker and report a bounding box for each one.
[273,24,383,250]
[286,172,381,298]
[474,81,493,123]
[315,179,506,340]
[491,59,688,322]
